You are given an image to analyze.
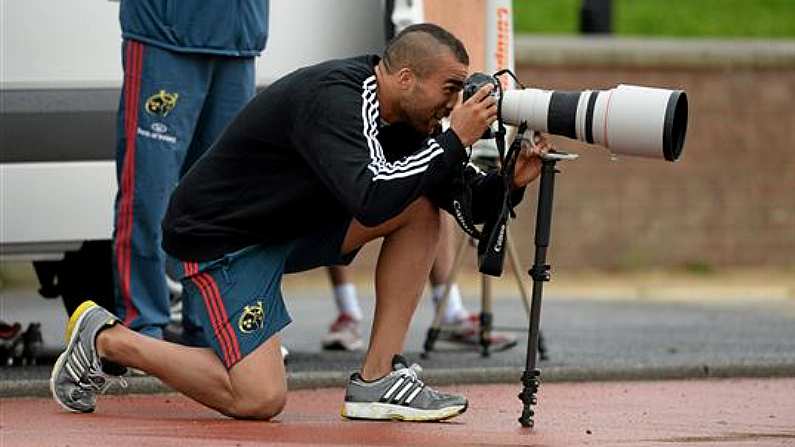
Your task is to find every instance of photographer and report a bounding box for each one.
[51,24,549,421]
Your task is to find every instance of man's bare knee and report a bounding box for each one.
[221,336,287,419]
[225,389,287,420]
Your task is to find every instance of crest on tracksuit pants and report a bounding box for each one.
[144,89,179,117]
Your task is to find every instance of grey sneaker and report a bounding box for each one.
[341,355,467,421]
[50,300,126,413]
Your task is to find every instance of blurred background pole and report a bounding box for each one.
[485,0,514,90]
[580,0,613,34]
[384,0,396,41]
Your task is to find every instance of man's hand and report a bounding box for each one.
[449,84,497,147]
[512,132,553,189]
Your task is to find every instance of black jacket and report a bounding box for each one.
[162,55,521,261]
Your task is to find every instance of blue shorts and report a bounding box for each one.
[170,218,356,368]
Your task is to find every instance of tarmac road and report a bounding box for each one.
[3,378,795,446]
[2,274,795,391]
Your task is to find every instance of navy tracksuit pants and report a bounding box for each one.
[113,39,255,340]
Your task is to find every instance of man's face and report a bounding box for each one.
[400,51,468,135]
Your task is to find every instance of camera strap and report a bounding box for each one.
[477,125,526,276]
[449,165,482,240]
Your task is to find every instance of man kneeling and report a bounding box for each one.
[50,23,548,421]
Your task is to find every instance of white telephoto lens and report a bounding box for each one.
[500,85,688,161]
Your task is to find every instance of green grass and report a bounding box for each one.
[514,0,581,34]
[514,0,795,38]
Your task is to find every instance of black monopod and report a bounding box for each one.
[518,149,577,428]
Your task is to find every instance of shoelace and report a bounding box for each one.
[391,364,430,405]
[72,360,128,400]
[396,363,424,384]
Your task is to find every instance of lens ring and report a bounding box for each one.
[663,91,688,161]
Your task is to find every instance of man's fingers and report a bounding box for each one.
[523,144,542,157]
[467,83,494,103]
[481,95,497,108]
[529,132,555,156]
[522,137,551,157]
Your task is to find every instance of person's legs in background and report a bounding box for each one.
[322,219,464,351]
[322,213,517,351]
[321,218,464,352]
[321,266,364,351]
[429,213,469,324]
[431,214,517,349]
[178,56,255,177]
[322,219,468,351]
[113,41,207,340]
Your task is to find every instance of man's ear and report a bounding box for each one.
[396,67,415,91]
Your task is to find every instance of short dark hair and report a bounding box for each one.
[383,23,469,78]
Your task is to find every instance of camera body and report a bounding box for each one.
[463,73,502,141]
[463,72,502,103]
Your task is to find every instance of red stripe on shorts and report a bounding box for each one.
[205,275,243,365]
[191,272,234,367]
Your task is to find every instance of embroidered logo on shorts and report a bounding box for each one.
[238,301,265,333]
[144,89,179,116]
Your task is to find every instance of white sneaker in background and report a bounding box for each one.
[321,313,364,351]
[439,314,518,351]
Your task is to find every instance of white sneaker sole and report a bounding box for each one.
[341,401,466,421]
[50,302,97,413]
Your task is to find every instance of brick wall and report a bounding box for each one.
[506,64,795,269]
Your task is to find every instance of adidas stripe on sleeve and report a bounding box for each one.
[294,75,467,226]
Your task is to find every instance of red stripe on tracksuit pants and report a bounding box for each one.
[117,41,144,326]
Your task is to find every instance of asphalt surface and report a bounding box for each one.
[4,379,795,447]
[2,274,794,396]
